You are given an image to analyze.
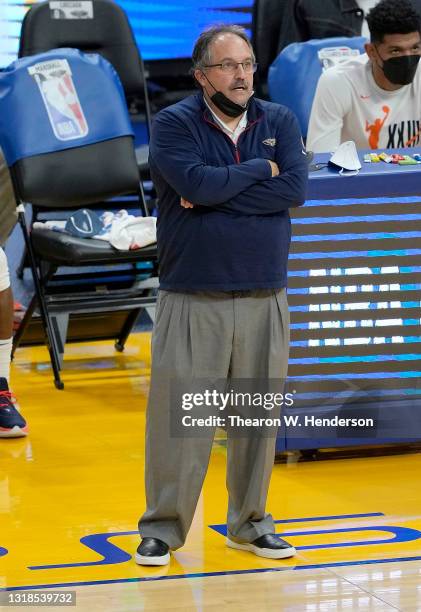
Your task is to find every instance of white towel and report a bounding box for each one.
[33,209,157,251]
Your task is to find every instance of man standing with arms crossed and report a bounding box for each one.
[136,25,308,566]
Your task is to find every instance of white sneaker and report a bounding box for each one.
[227,534,296,559]
[134,538,170,566]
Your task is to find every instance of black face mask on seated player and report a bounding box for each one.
[375,47,421,85]
[202,72,254,118]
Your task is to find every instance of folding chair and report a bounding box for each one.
[16,0,154,277]
[0,48,158,389]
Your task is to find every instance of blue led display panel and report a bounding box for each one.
[0,0,253,67]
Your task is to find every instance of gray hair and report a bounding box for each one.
[191,25,255,71]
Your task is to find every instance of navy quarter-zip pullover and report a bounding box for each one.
[149,94,308,291]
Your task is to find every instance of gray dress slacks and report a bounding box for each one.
[138,288,290,550]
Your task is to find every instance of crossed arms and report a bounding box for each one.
[149,107,308,216]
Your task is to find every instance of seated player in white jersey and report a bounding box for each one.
[307,0,421,152]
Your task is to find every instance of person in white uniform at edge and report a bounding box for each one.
[307,0,421,153]
[0,150,27,438]
[0,248,28,438]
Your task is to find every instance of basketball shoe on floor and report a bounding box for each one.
[0,377,28,438]
[135,538,170,566]
[227,534,296,559]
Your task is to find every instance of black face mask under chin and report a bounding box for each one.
[375,46,421,85]
[201,71,253,117]
[209,90,253,118]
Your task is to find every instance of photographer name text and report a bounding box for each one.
[181,415,375,428]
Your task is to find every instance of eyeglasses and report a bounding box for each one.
[204,60,258,74]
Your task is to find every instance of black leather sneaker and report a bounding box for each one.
[134,537,170,566]
[227,533,296,559]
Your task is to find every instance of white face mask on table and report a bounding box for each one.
[330,141,362,176]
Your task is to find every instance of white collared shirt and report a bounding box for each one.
[204,97,248,144]
[355,0,379,39]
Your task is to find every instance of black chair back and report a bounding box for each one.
[19,0,146,99]
[12,137,140,209]
[252,0,289,93]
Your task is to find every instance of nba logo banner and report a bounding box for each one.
[28,59,89,141]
